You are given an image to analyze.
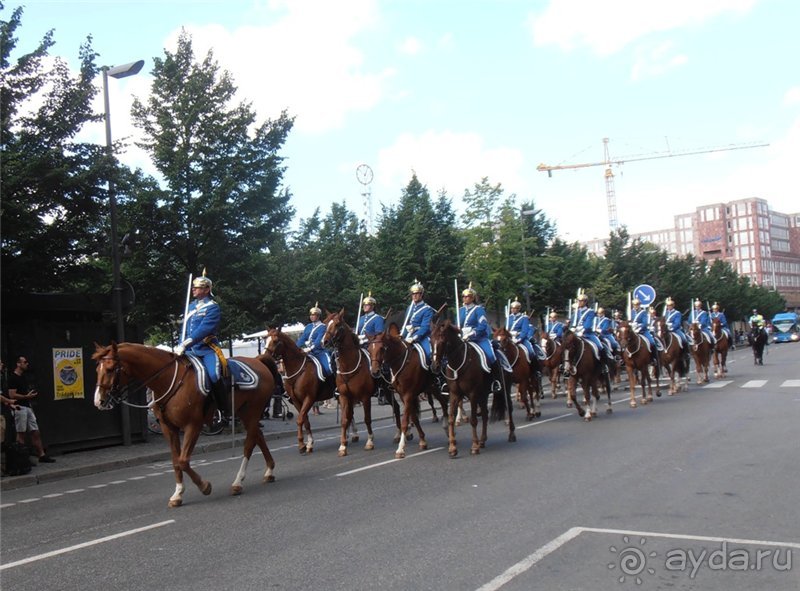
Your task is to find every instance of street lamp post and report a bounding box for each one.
[521,208,536,312]
[102,60,144,446]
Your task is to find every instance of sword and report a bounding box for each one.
[180,273,193,342]
[454,279,461,328]
[355,292,364,335]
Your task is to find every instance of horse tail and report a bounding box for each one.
[490,379,508,423]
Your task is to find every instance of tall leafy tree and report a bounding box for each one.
[125,30,294,338]
[1,4,109,294]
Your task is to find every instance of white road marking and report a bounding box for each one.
[741,380,768,388]
[476,526,800,591]
[0,520,176,571]
[0,503,15,509]
[703,380,732,389]
[42,493,63,498]
[335,447,444,477]
[64,489,84,494]
[127,476,146,480]
[781,379,800,387]
[19,498,40,504]
[88,484,107,489]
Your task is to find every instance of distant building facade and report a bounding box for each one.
[583,197,800,308]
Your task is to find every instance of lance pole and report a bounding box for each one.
[355,292,364,334]
[180,273,193,343]
[454,279,461,328]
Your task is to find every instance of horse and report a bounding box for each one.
[92,342,278,507]
[560,330,612,420]
[493,326,541,420]
[687,322,712,384]
[539,333,566,403]
[615,320,660,407]
[367,323,448,458]
[747,321,768,365]
[264,327,337,454]
[320,310,378,456]
[430,318,515,457]
[711,318,730,378]
[653,317,689,396]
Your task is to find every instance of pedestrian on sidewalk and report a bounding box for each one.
[8,356,55,463]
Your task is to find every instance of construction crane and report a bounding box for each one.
[537,138,770,231]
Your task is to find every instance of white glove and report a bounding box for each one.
[512,337,521,344]
[461,327,474,341]
[404,337,414,344]
[405,325,414,334]
[303,346,313,353]
[632,325,640,333]
[510,330,519,338]
[575,328,584,337]
[175,338,192,356]
[358,334,368,345]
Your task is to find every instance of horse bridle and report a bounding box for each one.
[562,333,584,376]
[97,351,182,410]
[371,335,411,383]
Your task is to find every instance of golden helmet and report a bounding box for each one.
[192,268,212,289]
[694,299,703,307]
[461,282,477,298]
[409,279,424,294]
[549,311,558,319]
[363,291,376,306]
[712,302,720,310]
[510,297,522,310]
[597,307,605,315]
[613,310,622,318]
[577,291,588,302]
[309,302,322,316]
[632,298,641,306]
[665,297,675,306]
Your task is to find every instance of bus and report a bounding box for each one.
[771,312,799,343]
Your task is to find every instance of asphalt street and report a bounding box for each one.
[1,342,798,591]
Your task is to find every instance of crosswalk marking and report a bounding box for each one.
[703,381,731,389]
[741,380,768,388]
[781,379,800,387]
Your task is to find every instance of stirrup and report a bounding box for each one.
[491,379,503,394]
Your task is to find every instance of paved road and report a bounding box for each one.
[2,343,798,590]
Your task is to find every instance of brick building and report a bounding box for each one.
[583,197,800,308]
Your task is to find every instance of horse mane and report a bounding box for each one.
[256,352,282,385]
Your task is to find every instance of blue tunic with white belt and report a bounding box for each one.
[459,303,496,364]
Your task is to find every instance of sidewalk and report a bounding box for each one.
[1,400,402,492]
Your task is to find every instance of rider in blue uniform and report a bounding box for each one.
[630,297,660,362]
[710,302,732,343]
[297,303,333,376]
[176,271,229,417]
[571,293,610,365]
[356,292,385,346]
[459,284,503,393]
[663,297,687,349]
[545,311,565,342]
[400,280,435,362]
[690,299,714,344]
[506,298,543,360]
[594,307,620,363]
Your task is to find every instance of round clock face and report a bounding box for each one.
[356,163,373,185]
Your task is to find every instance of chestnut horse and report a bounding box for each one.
[539,333,565,403]
[430,318,515,457]
[321,310,378,456]
[653,317,689,395]
[93,342,278,507]
[494,326,541,420]
[265,327,336,453]
[687,322,712,383]
[711,318,730,378]
[367,323,448,458]
[615,320,660,407]
[561,330,612,420]
[747,321,768,365]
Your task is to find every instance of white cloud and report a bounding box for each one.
[783,87,800,106]
[528,0,760,56]
[630,41,688,80]
[399,36,424,55]
[168,0,393,134]
[375,130,528,205]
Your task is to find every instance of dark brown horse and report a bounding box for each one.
[561,330,612,420]
[93,342,278,507]
[747,321,768,365]
[430,318,514,457]
[687,322,712,383]
[711,318,730,378]
[539,332,566,403]
[367,324,448,458]
[321,310,379,456]
[615,320,660,407]
[653,317,689,395]
[494,326,541,420]
[265,327,336,453]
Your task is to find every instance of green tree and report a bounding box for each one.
[1,5,110,294]
[125,30,294,338]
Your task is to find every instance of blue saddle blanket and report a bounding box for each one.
[186,355,260,395]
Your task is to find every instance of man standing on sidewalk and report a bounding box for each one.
[8,356,55,463]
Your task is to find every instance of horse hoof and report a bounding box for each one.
[350,435,359,443]
[201,481,212,496]
[338,449,347,457]
[365,442,374,451]
[306,447,314,454]
[299,447,307,455]
[535,411,541,418]
[406,432,414,441]
[431,416,439,423]
[566,402,573,408]
[630,402,637,408]
[395,451,406,459]
[419,442,428,450]
[231,485,243,496]
[168,499,182,508]
[583,416,592,422]
[591,411,598,417]
[449,449,458,458]
[470,448,480,455]
[526,414,534,422]
[508,433,517,443]
[606,408,613,414]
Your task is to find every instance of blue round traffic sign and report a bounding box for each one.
[633,284,657,305]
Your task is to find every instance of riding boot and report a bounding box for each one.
[211,378,232,420]
[437,374,449,394]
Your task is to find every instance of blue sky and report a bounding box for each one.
[14,0,800,241]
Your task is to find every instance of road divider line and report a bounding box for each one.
[335,447,444,477]
[0,520,176,571]
[741,380,768,388]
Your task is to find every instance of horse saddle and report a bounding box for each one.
[581,337,601,361]
[468,343,512,373]
[307,355,327,381]
[410,343,430,371]
[185,355,260,395]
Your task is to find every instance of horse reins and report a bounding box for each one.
[99,353,186,409]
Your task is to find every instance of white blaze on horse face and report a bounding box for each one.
[265,336,273,349]
[93,385,104,409]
